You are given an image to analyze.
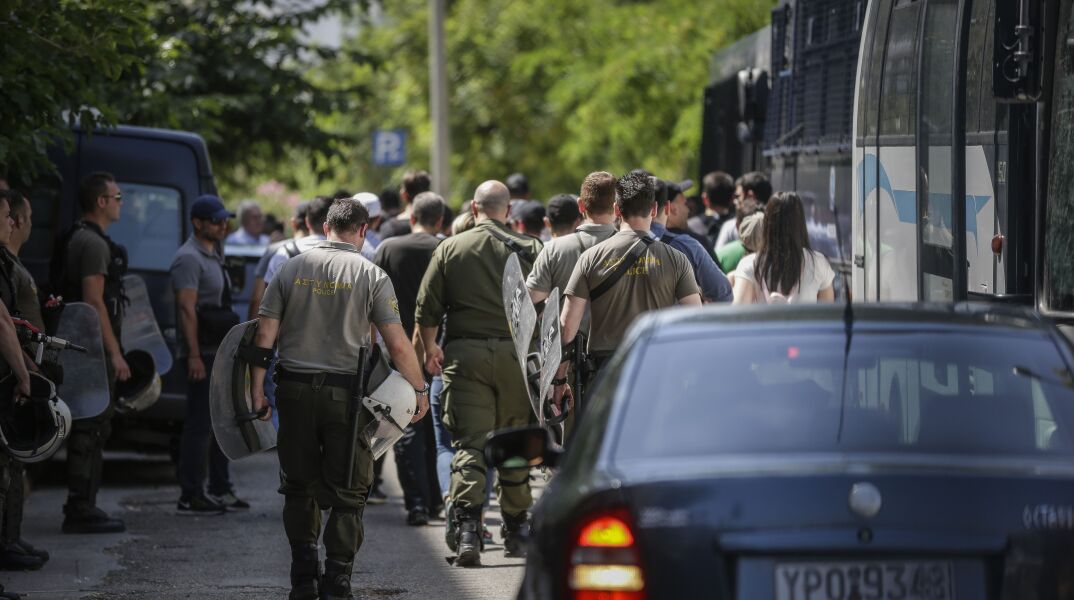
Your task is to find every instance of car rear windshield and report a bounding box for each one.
[614,327,1074,463]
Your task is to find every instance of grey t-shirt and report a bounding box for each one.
[565,229,699,355]
[260,240,402,374]
[526,223,616,334]
[169,237,230,357]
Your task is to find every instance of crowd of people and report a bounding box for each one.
[0,164,835,599]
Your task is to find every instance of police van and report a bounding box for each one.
[851,0,1072,314]
[23,124,258,455]
[700,0,866,284]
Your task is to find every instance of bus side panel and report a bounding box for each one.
[853,145,868,300]
[876,145,918,301]
[965,145,998,295]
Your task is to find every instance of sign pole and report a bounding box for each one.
[428,0,451,198]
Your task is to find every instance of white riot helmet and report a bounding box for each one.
[116,350,161,413]
[361,362,416,460]
[0,372,72,463]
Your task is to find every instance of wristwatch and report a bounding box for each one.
[415,383,431,397]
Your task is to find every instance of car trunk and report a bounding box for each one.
[621,472,1074,599]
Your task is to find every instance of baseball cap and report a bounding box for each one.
[546,194,580,226]
[510,200,545,223]
[191,195,235,221]
[352,192,382,219]
[666,179,694,199]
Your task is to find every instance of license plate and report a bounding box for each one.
[774,561,954,600]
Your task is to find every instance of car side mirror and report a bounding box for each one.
[485,425,562,470]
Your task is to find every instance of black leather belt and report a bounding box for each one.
[276,367,356,390]
[446,335,512,344]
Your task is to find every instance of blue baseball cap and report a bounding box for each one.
[190,195,235,221]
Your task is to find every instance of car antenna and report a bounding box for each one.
[830,190,853,443]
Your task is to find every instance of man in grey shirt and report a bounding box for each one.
[170,195,246,515]
[247,201,308,320]
[526,171,619,334]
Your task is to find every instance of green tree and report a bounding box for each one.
[310,0,774,205]
[0,0,149,180]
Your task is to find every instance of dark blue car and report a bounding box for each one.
[492,303,1074,600]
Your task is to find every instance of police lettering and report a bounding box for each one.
[293,277,354,297]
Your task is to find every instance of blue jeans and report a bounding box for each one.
[178,354,232,500]
[264,356,279,430]
[429,376,491,505]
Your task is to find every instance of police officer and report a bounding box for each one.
[0,189,49,569]
[415,180,543,567]
[0,297,31,600]
[552,171,701,407]
[250,198,428,600]
[53,172,128,534]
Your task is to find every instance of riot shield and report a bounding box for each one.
[537,288,563,425]
[120,275,173,375]
[209,320,277,460]
[501,253,538,417]
[55,303,110,420]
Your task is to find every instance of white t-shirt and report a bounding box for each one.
[735,249,835,304]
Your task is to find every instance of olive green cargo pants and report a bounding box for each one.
[276,379,374,563]
[441,339,534,517]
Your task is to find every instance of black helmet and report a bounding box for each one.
[0,372,71,463]
[116,350,160,413]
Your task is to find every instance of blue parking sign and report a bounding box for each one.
[373,130,407,167]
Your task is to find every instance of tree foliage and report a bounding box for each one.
[308,0,775,204]
[0,0,149,179]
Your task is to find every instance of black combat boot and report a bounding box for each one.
[321,559,354,600]
[453,506,483,567]
[501,511,530,558]
[288,544,320,600]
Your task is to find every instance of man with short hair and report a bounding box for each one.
[508,200,546,241]
[51,171,129,534]
[715,171,773,250]
[170,195,247,515]
[651,179,732,303]
[379,171,432,240]
[527,172,618,320]
[691,171,736,248]
[0,189,49,570]
[264,196,333,284]
[249,202,309,320]
[352,193,383,261]
[226,200,269,246]
[251,197,428,600]
[506,172,531,200]
[374,192,445,527]
[553,171,702,399]
[415,180,542,567]
[544,194,582,239]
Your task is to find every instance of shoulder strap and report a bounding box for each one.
[487,227,536,264]
[284,240,301,258]
[660,233,676,244]
[588,236,654,304]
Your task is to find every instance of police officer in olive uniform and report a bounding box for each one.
[415,180,543,567]
[552,171,702,409]
[0,189,50,569]
[52,172,128,534]
[250,198,428,600]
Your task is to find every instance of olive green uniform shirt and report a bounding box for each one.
[64,228,111,293]
[259,240,401,375]
[8,251,44,331]
[415,220,543,340]
[565,229,699,355]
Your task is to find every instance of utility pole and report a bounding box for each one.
[428,0,450,197]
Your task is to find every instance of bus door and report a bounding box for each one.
[917,0,963,301]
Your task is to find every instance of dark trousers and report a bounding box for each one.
[65,405,113,515]
[393,418,437,512]
[178,354,231,500]
[2,460,24,543]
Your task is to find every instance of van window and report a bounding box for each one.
[110,183,183,272]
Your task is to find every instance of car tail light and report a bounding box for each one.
[569,510,646,600]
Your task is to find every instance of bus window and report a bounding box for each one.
[1044,0,1074,312]
[879,0,920,139]
[856,0,889,142]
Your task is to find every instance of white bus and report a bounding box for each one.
[852,0,1074,313]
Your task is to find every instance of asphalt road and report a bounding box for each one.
[0,450,526,599]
